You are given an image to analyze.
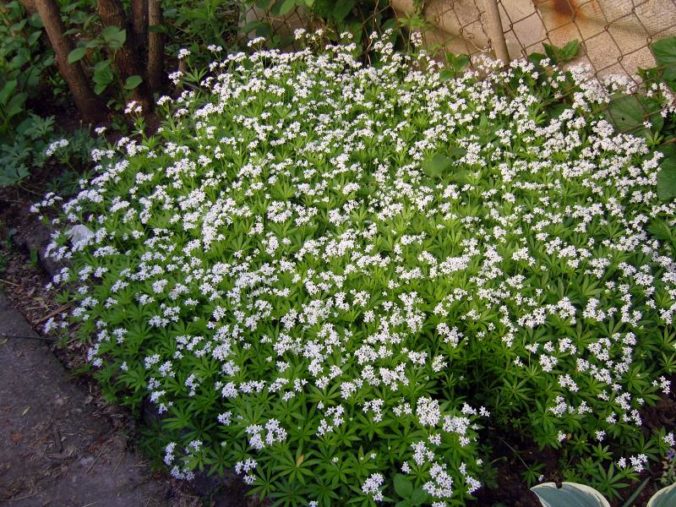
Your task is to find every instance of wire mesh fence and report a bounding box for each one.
[238,1,675,73]
[236,1,675,136]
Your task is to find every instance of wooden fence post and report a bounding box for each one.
[482,0,510,64]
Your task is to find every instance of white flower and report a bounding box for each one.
[361,473,384,502]
[417,397,441,427]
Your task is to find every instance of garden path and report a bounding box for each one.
[0,291,172,506]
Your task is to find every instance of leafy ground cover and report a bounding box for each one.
[35,33,675,506]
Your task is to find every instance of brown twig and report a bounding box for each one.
[34,304,71,325]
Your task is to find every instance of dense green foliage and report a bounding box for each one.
[0,1,99,186]
[37,34,676,505]
[0,1,55,136]
[238,0,402,52]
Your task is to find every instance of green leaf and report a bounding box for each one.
[67,47,87,64]
[605,95,662,137]
[529,52,547,66]
[124,75,143,90]
[543,40,581,64]
[0,163,29,187]
[444,52,470,75]
[28,13,43,29]
[559,40,581,61]
[273,0,296,16]
[11,19,27,32]
[647,219,673,243]
[543,43,558,63]
[0,80,18,105]
[409,488,428,505]
[648,483,676,507]
[531,482,610,507]
[331,0,355,22]
[5,92,27,119]
[147,24,167,34]
[651,37,676,67]
[28,30,42,46]
[93,60,114,95]
[656,154,676,201]
[101,26,126,50]
[422,153,452,178]
[393,474,413,498]
[241,20,267,35]
[650,36,676,90]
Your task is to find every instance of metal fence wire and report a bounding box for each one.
[238,1,676,135]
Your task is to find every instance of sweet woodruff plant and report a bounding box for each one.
[35,31,675,506]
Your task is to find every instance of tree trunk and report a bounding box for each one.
[33,0,108,123]
[131,0,147,44]
[97,0,153,113]
[131,0,147,75]
[18,0,37,15]
[147,0,164,93]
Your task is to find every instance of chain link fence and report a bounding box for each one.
[238,1,675,74]
[236,1,675,135]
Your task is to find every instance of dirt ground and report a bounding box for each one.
[0,292,183,506]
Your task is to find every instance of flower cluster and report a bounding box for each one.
[40,33,674,505]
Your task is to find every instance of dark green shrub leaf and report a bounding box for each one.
[605,94,662,137]
[650,36,676,90]
[5,92,27,119]
[543,40,581,64]
[93,60,114,95]
[28,30,42,46]
[124,75,143,90]
[28,13,43,29]
[409,488,428,505]
[101,26,126,50]
[0,80,18,105]
[331,0,355,22]
[147,24,168,34]
[422,153,452,178]
[393,474,413,497]
[656,154,676,201]
[67,47,87,64]
[651,37,676,66]
[272,0,297,16]
[0,163,29,187]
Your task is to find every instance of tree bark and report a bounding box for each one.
[97,0,153,113]
[18,0,37,15]
[131,0,147,78]
[147,0,164,93]
[131,0,147,44]
[33,0,108,123]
